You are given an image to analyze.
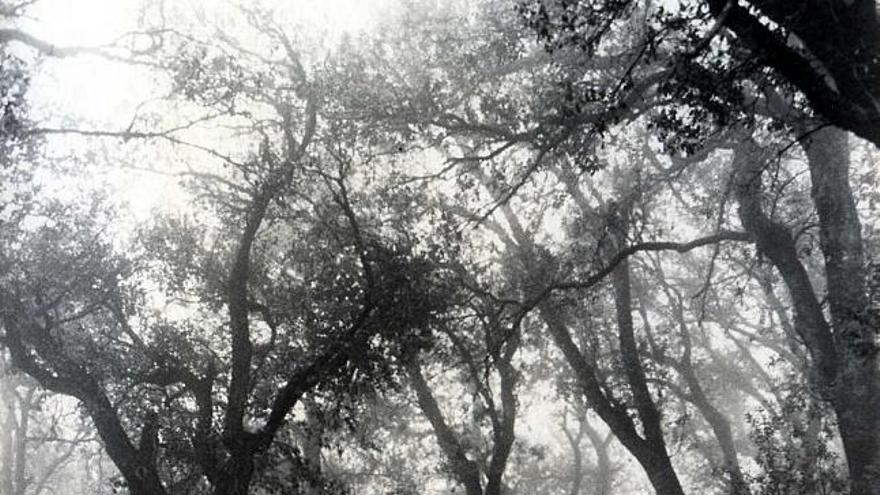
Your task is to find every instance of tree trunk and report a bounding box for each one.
[484,338,518,495]
[497,162,685,495]
[560,412,585,495]
[687,387,748,495]
[407,360,484,495]
[213,452,256,495]
[1,373,15,495]
[612,258,686,495]
[300,398,324,494]
[835,380,880,495]
[540,265,686,495]
[12,387,34,495]
[82,396,167,495]
[582,420,614,495]
[637,276,750,495]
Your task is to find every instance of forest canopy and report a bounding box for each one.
[0,1,879,494]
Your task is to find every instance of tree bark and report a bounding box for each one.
[644,277,749,495]
[486,159,687,494]
[0,307,168,495]
[82,395,167,495]
[560,411,585,495]
[681,372,748,495]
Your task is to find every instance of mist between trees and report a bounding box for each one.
[1,0,879,494]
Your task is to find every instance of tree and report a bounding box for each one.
[732,127,880,494]
[405,283,522,495]
[0,355,98,495]
[519,0,880,147]
[558,403,618,495]
[0,5,459,494]
[506,2,880,492]
[704,0,880,147]
[349,1,878,491]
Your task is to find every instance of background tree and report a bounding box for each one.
[2,5,459,494]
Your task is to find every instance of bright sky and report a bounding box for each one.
[20,0,393,219]
[26,0,390,48]
[23,0,393,128]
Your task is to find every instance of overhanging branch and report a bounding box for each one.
[550,230,753,293]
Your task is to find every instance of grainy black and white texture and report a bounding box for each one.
[1,1,879,494]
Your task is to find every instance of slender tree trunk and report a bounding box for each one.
[612,254,685,495]
[672,310,748,494]
[686,386,748,495]
[301,398,324,494]
[636,277,750,495]
[582,420,614,495]
[97,449,105,495]
[493,161,686,495]
[29,435,80,495]
[1,374,15,495]
[560,412,585,495]
[214,189,274,495]
[12,387,34,495]
[484,340,518,495]
[82,396,167,495]
[540,269,686,495]
[407,360,484,495]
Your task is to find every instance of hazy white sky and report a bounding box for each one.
[18,0,393,219]
[25,0,392,124]
[27,0,391,45]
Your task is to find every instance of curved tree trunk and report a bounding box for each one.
[560,410,585,495]
[612,261,687,495]
[540,277,686,495]
[582,419,614,495]
[407,360,484,495]
[636,276,750,495]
